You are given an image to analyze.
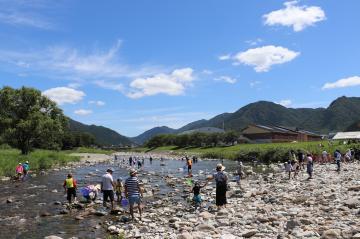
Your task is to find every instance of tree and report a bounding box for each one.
[223,131,239,145]
[0,86,67,154]
[174,134,190,148]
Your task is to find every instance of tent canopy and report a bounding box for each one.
[332,131,360,140]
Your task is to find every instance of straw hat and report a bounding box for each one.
[129,168,137,176]
[216,164,225,171]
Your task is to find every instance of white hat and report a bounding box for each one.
[216,164,225,171]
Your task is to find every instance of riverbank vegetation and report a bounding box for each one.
[138,140,360,163]
[0,147,80,177]
[66,147,116,155]
[0,86,100,154]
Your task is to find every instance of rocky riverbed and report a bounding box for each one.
[103,161,360,239]
[1,153,360,239]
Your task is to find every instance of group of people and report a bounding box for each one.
[14,161,30,180]
[190,163,231,210]
[63,167,143,221]
[285,148,357,180]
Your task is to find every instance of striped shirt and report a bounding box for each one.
[125,176,140,197]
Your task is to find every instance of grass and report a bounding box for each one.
[136,140,360,163]
[0,149,80,177]
[65,147,116,155]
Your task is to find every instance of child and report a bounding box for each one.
[292,161,300,179]
[115,179,123,202]
[191,181,207,209]
[285,161,293,180]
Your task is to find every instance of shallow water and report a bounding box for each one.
[0,157,238,239]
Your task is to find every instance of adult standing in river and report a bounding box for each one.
[186,157,193,173]
[125,169,143,221]
[101,168,115,210]
[209,164,228,209]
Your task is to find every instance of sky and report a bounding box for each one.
[0,0,360,137]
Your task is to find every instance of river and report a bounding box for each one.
[0,155,240,239]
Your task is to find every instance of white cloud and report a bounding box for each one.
[94,80,124,93]
[322,76,360,90]
[74,109,93,116]
[127,68,194,99]
[277,99,292,107]
[0,12,52,29]
[214,76,237,84]
[89,100,105,106]
[233,45,300,72]
[42,87,85,105]
[245,38,263,46]
[0,40,165,81]
[219,54,231,61]
[263,1,326,32]
[0,0,55,29]
[67,82,81,89]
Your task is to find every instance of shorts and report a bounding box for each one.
[193,194,202,203]
[188,165,192,170]
[67,187,76,201]
[128,195,141,206]
[103,190,114,202]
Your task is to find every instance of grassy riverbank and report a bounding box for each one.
[135,140,360,163]
[0,149,80,177]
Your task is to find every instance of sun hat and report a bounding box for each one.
[18,163,22,165]
[25,161,29,163]
[129,168,137,176]
[216,164,225,171]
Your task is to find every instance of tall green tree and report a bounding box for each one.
[0,86,67,154]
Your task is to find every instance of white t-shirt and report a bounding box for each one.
[322,151,327,157]
[285,163,293,172]
[101,173,114,191]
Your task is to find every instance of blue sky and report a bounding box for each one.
[0,0,359,136]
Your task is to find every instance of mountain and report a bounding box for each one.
[178,96,360,134]
[68,119,133,146]
[134,96,360,144]
[346,120,360,131]
[131,126,176,145]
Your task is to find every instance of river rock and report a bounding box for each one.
[353,233,360,239]
[196,223,216,232]
[59,209,69,215]
[344,199,360,209]
[177,232,193,239]
[44,236,63,239]
[40,212,51,217]
[6,198,13,203]
[321,229,341,239]
[242,230,257,238]
[93,210,107,216]
[199,211,215,220]
[75,216,84,220]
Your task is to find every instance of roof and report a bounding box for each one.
[243,124,321,136]
[332,132,360,140]
[250,124,298,134]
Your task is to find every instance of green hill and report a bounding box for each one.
[134,96,360,144]
[131,126,176,145]
[68,119,132,146]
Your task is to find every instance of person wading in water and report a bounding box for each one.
[63,173,77,204]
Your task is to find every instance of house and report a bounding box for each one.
[241,124,322,143]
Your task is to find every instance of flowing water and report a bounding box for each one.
[0,157,240,239]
